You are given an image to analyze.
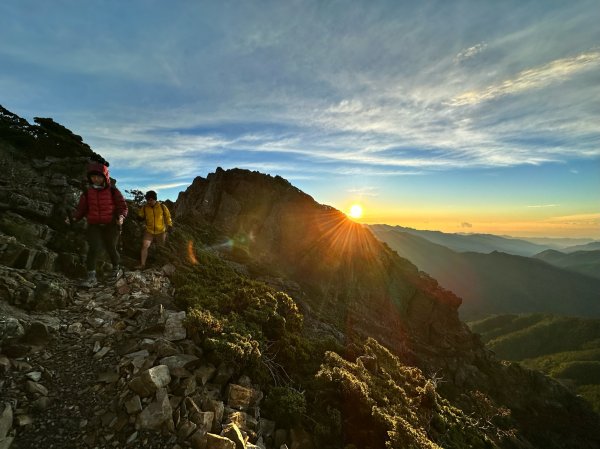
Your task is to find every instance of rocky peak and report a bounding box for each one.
[175,168,469,360]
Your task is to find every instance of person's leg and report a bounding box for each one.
[101,224,121,268]
[82,225,101,286]
[86,225,102,272]
[156,232,167,245]
[99,224,123,281]
[139,232,153,267]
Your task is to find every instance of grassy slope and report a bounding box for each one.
[469,314,600,412]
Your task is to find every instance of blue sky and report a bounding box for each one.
[1,0,599,237]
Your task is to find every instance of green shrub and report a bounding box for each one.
[577,384,600,413]
[314,338,498,448]
[263,386,307,427]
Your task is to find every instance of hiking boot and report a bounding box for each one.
[134,264,145,271]
[108,267,123,283]
[79,272,98,288]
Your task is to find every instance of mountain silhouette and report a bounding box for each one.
[563,241,600,252]
[175,168,468,360]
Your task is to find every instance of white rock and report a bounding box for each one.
[25,371,42,382]
[128,365,172,397]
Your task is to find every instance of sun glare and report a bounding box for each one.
[348,204,363,219]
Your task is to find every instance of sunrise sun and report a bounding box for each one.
[348,204,363,219]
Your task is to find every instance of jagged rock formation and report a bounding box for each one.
[0,105,101,277]
[176,169,474,364]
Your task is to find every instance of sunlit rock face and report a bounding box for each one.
[175,168,475,362]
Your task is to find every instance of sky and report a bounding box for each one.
[1,0,599,239]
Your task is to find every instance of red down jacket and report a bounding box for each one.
[73,162,128,225]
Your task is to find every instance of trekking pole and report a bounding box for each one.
[118,223,124,252]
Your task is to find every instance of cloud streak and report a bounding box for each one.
[450,52,600,106]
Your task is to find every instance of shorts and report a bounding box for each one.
[143,231,166,244]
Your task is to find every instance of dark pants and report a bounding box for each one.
[86,223,120,271]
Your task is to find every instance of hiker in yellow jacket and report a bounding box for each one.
[136,190,173,269]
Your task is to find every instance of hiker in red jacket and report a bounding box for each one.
[68,160,128,287]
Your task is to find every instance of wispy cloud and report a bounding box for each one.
[454,42,487,64]
[146,182,192,191]
[450,52,600,106]
[347,186,379,197]
[527,204,559,208]
[545,212,600,226]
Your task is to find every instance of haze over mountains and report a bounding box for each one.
[369,224,600,319]
[375,225,598,256]
[533,249,600,280]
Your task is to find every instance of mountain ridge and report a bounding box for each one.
[533,249,600,279]
[371,223,600,256]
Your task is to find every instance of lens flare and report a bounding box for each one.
[187,240,198,264]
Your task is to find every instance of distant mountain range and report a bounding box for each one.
[469,313,600,412]
[533,249,600,280]
[369,225,600,320]
[519,237,600,251]
[372,224,600,256]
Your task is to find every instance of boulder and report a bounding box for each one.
[227,384,262,410]
[0,403,13,441]
[136,388,173,430]
[205,433,235,449]
[164,311,187,341]
[221,423,245,449]
[128,365,172,397]
[0,317,25,344]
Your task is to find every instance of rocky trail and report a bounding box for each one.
[1,267,278,449]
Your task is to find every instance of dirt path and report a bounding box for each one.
[3,271,179,449]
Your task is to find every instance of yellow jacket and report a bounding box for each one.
[138,202,173,235]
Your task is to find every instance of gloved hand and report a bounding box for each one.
[167,226,174,234]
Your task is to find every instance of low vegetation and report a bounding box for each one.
[138,218,512,447]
